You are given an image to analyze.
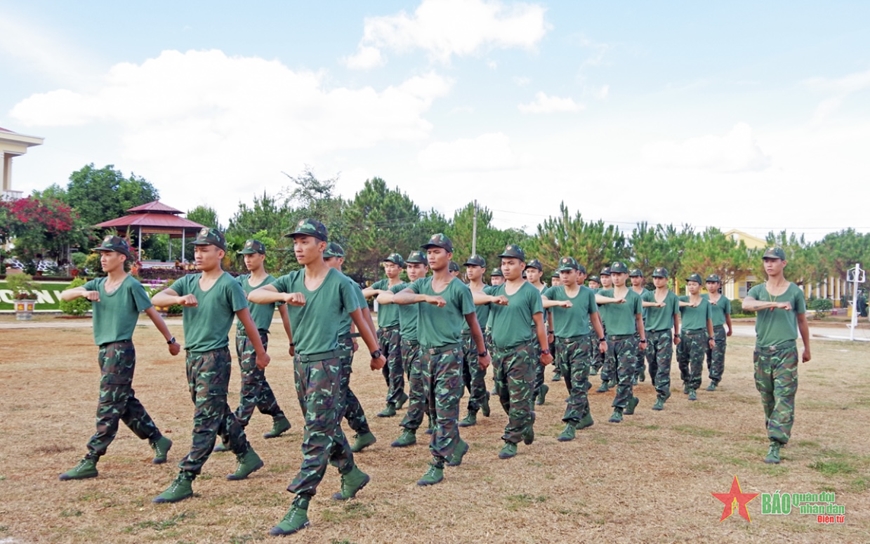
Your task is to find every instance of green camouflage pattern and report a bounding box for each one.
[179,347,250,474]
[492,343,536,444]
[287,355,354,497]
[646,329,674,399]
[555,335,594,424]
[461,333,488,414]
[338,333,371,435]
[233,331,285,426]
[421,345,463,466]
[378,326,405,406]
[754,342,799,445]
[399,338,428,430]
[529,329,546,400]
[678,330,707,390]
[610,336,638,409]
[633,333,646,381]
[85,340,160,459]
[598,339,616,383]
[706,325,727,384]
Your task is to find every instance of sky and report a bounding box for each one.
[2,0,869,242]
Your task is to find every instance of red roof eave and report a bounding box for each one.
[95,213,205,230]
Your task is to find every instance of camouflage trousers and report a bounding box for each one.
[179,348,250,475]
[633,333,647,379]
[555,335,594,424]
[492,343,536,444]
[645,329,674,400]
[400,339,428,430]
[678,330,707,390]
[234,331,284,426]
[706,325,727,384]
[338,333,370,435]
[530,333,545,398]
[461,333,487,414]
[378,326,405,406]
[754,342,799,445]
[288,352,354,497]
[599,339,617,383]
[85,340,160,460]
[421,344,463,467]
[609,335,638,410]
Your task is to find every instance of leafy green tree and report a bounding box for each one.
[445,202,524,269]
[63,164,159,226]
[680,227,752,286]
[187,205,222,230]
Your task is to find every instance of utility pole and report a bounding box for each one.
[847,263,865,341]
[471,199,478,256]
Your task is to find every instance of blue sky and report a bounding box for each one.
[2,1,869,241]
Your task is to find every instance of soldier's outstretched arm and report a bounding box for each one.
[151,287,181,307]
[393,287,426,305]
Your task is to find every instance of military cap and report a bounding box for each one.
[652,267,669,278]
[406,250,428,265]
[551,271,560,279]
[239,239,266,255]
[600,267,612,276]
[498,244,526,261]
[287,218,328,241]
[448,261,460,273]
[610,261,629,274]
[93,235,132,259]
[629,268,644,277]
[525,259,543,271]
[384,253,406,268]
[491,267,504,277]
[193,227,227,251]
[587,275,600,283]
[705,274,721,283]
[557,256,579,272]
[685,273,703,284]
[762,247,786,260]
[464,254,486,267]
[323,242,345,258]
[422,233,453,253]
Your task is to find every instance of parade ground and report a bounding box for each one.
[1,319,868,543]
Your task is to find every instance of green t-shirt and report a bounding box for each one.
[679,296,713,331]
[642,290,680,331]
[390,282,419,341]
[703,294,732,327]
[543,285,598,338]
[596,289,643,335]
[272,268,360,355]
[489,282,544,349]
[337,274,367,336]
[83,275,153,346]
[371,278,402,328]
[633,287,649,322]
[237,274,280,333]
[463,284,493,334]
[748,283,806,347]
[531,282,549,330]
[408,277,475,348]
[173,272,248,352]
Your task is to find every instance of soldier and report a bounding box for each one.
[542,257,606,441]
[248,219,386,536]
[476,245,552,459]
[550,271,563,382]
[703,274,732,391]
[677,273,715,401]
[587,275,601,290]
[458,254,493,427]
[490,267,505,287]
[595,267,616,391]
[323,242,378,453]
[449,260,462,278]
[213,240,291,454]
[525,258,551,405]
[393,234,490,485]
[379,251,431,447]
[742,247,811,464]
[58,235,179,481]
[643,267,681,410]
[595,262,644,423]
[629,268,650,384]
[150,228,268,503]
[363,254,408,417]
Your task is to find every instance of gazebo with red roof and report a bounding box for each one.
[95,201,205,263]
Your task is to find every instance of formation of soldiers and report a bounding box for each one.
[57,222,811,537]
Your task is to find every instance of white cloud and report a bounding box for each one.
[345,0,549,68]
[642,122,771,173]
[9,49,452,218]
[418,132,523,171]
[518,92,583,114]
[804,69,870,124]
[513,76,530,86]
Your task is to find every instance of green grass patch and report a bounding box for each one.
[505,493,547,511]
[672,424,722,438]
[321,501,374,523]
[795,440,821,448]
[849,477,869,492]
[758,464,789,477]
[229,534,265,544]
[60,508,83,517]
[123,512,195,533]
[808,460,856,476]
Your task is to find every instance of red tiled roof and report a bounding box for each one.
[126,200,184,214]
[95,213,205,230]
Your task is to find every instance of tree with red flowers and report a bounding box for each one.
[1,196,89,273]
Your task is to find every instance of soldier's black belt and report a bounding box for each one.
[296,348,344,363]
[649,328,672,333]
[713,325,725,330]
[557,332,594,342]
[756,340,797,352]
[425,343,461,356]
[99,339,132,348]
[350,333,362,338]
[608,334,634,340]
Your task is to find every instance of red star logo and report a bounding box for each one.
[712,476,759,522]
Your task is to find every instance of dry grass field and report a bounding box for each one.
[1,318,869,543]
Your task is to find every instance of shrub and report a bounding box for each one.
[147,279,183,315]
[730,298,742,316]
[59,277,91,316]
[809,298,833,319]
[7,273,38,300]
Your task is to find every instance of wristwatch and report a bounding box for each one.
[167,336,176,345]
[478,350,488,358]
[541,349,550,355]
[371,349,383,359]
[598,337,606,342]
